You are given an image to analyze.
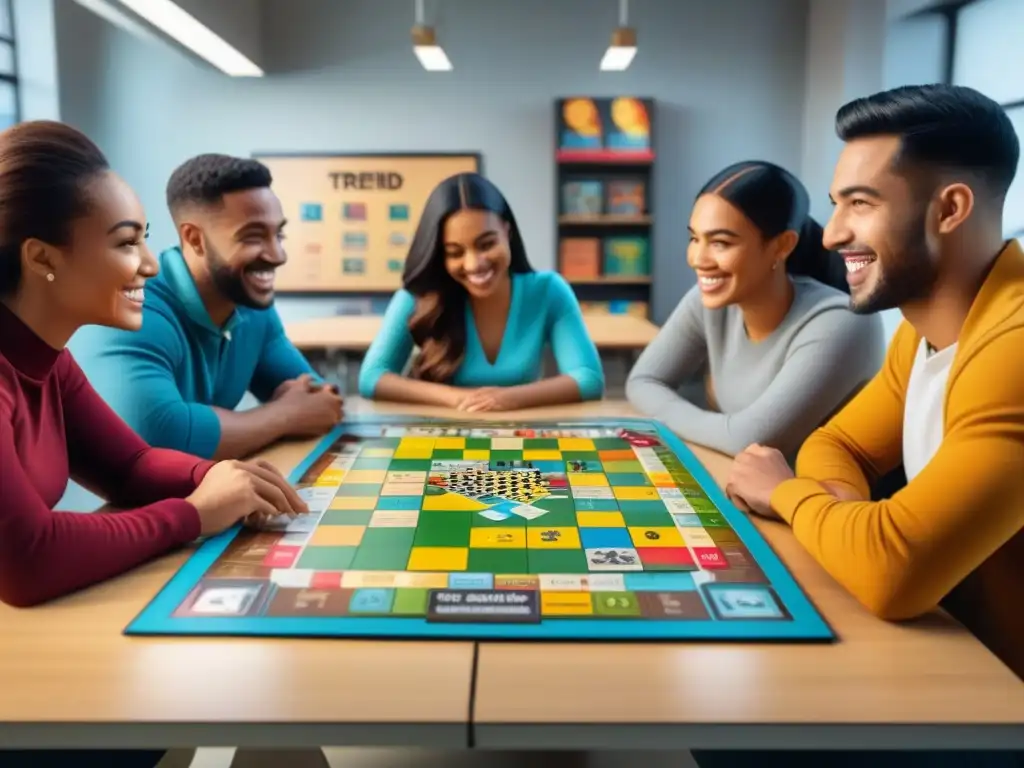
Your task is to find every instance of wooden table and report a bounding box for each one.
[5,399,1024,752]
[284,314,660,353]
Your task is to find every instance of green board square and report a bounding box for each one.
[526,509,576,527]
[465,438,491,449]
[388,459,433,471]
[362,438,401,449]
[468,548,528,574]
[335,482,382,497]
[532,496,574,514]
[490,450,523,463]
[351,457,392,470]
[618,499,668,514]
[592,591,641,617]
[351,546,411,571]
[321,509,373,525]
[297,546,357,569]
[572,498,620,512]
[523,438,558,449]
[360,527,415,550]
[593,437,631,450]
[561,451,599,462]
[697,511,729,527]
[528,548,588,574]
[432,449,464,459]
[687,496,719,514]
[392,588,429,615]
[414,511,470,546]
[621,509,674,527]
[606,472,650,487]
[602,460,644,474]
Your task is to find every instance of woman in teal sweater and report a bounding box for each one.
[359,172,604,411]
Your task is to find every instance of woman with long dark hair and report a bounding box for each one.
[359,172,604,411]
[626,160,886,458]
[0,121,304,767]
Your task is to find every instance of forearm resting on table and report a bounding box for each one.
[211,401,291,460]
[371,372,458,407]
[508,375,584,408]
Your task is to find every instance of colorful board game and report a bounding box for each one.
[126,417,833,641]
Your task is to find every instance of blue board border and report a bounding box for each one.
[125,415,835,642]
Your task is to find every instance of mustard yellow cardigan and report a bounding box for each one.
[771,239,1024,677]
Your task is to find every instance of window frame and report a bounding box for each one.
[0,0,19,124]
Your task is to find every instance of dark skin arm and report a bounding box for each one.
[210,401,292,460]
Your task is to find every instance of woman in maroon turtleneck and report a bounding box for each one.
[0,122,306,767]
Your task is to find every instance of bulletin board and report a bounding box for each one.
[254,152,481,292]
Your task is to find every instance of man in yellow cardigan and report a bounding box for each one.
[727,83,1024,689]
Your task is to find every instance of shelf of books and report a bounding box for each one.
[555,96,654,319]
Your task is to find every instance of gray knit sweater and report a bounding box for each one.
[626,276,886,457]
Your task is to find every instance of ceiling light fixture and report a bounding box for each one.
[600,0,637,71]
[112,0,263,76]
[412,0,452,71]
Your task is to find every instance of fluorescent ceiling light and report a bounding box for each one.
[72,0,161,45]
[114,0,263,77]
[600,27,636,71]
[412,24,452,71]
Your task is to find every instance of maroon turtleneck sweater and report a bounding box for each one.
[0,302,213,607]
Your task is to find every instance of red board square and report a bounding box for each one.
[311,571,342,589]
[262,545,300,568]
[693,546,728,569]
[635,547,694,567]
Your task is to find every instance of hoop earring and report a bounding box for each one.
[46,273,55,282]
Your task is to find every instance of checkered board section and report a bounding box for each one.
[126,418,833,641]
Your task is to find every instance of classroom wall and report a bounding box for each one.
[53,0,812,326]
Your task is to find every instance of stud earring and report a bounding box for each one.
[46,273,54,282]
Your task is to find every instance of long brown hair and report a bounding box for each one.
[402,173,532,382]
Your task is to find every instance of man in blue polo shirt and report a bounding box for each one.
[75,153,343,460]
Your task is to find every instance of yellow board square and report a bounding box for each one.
[316,468,346,484]
[567,472,609,487]
[400,437,436,448]
[614,486,661,501]
[407,546,468,571]
[394,447,434,459]
[541,591,593,616]
[628,526,684,548]
[435,437,465,449]
[647,472,675,487]
[470,527,527,548]
[463,449,491,460]
[527,526,581,549]
[524,450,562,461]
[558,438,596,451]
[309,525,364,547]
[329,496,378,510]
[421,493,488,511]
[344,469,387,484]
[577,511,625,527]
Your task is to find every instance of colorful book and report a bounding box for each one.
[603,236,650,276]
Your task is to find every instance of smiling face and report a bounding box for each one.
[188,187,287,309]
[28,170,158,331]
[687,193,791,309]
[442,209,512,299]
[825,135,938,314]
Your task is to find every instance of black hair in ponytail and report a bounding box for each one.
[696,160,849,294]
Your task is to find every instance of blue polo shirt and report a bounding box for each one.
[72,246,317,459]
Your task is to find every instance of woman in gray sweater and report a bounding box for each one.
[626,161,886,458]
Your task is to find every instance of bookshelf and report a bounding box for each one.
[554,97,655,319]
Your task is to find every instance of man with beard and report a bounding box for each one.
[704,85,1024,767]
[75,154,342,460]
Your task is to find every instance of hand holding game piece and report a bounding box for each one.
[725,443,793,521]
[187,459,307,536]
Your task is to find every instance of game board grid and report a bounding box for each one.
[143,422,819,635]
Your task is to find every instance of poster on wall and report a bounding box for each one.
[254,152,481,292]
[555,97,653,160]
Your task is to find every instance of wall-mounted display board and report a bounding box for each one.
[553,97,655,318]
[254,152,481,293]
